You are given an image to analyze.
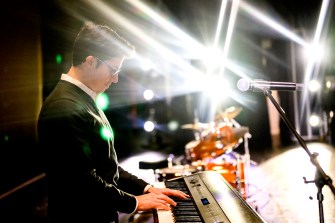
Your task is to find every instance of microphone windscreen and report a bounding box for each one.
[237,79,250,92]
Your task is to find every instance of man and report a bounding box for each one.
[38,21,188,223]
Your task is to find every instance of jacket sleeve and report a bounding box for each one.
[117,166,150,195]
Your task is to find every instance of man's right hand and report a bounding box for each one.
[135,193,176,211]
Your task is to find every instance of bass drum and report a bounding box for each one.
[186,139,237,162]
[185,125,246,162]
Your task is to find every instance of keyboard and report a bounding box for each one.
[155,171,265,223]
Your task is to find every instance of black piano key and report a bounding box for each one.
[177,197,193,201]
[173,197,193,202]
[174,205,197,209]
[175,203,195,208]
[173,206,197,211]
[174,215,202,222]
[173,211,199,216]
[175,202,196,207]
[172,194,192,199]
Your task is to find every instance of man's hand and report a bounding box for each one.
[135,187,189,211]
[147,187,189,199]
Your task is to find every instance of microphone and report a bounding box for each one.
[237,79,304,92]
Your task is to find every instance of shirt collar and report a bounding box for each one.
[61,73,97,100]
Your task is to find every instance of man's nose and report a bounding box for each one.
[112,74,118,83]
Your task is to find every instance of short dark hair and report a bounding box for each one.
[72,21,135,66]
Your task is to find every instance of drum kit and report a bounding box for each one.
[157,106,251,199]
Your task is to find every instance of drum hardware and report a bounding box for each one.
[181,122,209,130]
[155,164,197,182]
[181,121,211,141]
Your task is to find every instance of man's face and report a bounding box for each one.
[92,57,124,93]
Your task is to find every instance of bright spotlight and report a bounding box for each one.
[308,80,321,92]
[140,59,153,71]
[143,89,154,101]
[203,47,222,69]
[168,120,179,131]
[309,115,321,127]
[144,121,155,132]
[326,80,332,89]
[204,76,231,103]
[304,45,325,63]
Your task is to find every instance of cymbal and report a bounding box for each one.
[215,106,242,120]
[181,122,209,131]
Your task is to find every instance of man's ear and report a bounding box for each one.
[84,56,95,66]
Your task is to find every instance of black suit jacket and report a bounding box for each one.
[38,80,149,223]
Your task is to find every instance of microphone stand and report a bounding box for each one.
[260,88,335,223]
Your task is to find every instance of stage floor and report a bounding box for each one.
[247,142,335,223]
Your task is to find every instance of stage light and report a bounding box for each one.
[308,80,321,92]
[213,0,228,48]
[218,0,240,77]
[309,115,321,127]
[239,1,309,47]
[326,80,332,89]
[303,44,325,64]
[203,75,231,109]
[100,126,114,141]
[144,120,155,132]
[87,0,205,84]
[55,53,63,65]
[168,120,179,131]
[203,47,222,69]
[96,93,109,110]
[143,89,154,101]
[302,0,330,101]
[140,58,153,71]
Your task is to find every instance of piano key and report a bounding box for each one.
[172,210,199,216]
[174,215,203,222]
[156,210,174,223]
[173,206,197,211]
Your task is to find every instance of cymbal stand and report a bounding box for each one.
[230,117,252,199]
[261,88,335,223]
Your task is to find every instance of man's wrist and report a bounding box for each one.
[144,184,153,193]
